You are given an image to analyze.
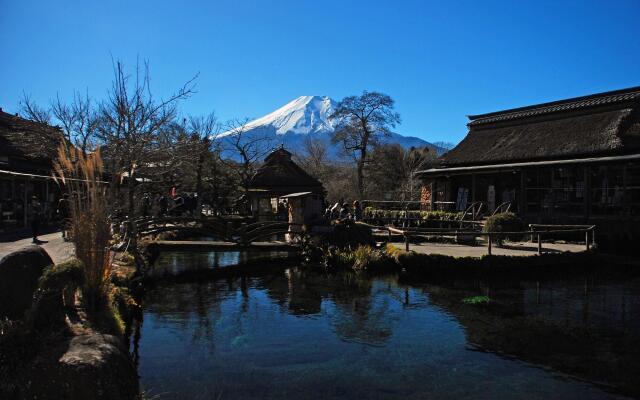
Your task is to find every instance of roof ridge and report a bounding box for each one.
[468,86,640,126]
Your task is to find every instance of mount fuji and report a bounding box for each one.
[219,95,444,158]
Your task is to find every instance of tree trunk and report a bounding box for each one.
[127,167,137,252]
[357,156,365,199]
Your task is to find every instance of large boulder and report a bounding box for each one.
[21,334,139,400]
[0,245,53,320]
[55,334,139,400]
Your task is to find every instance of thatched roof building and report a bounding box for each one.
[247,147,325,220]
[416,87,640,244]
[0,109,66,230]
[0,109,64,174]
[440,86,640,168]
[248,147,324,196]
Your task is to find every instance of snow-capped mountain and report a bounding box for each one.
[219,95,444,158]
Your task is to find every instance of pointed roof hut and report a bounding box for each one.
[248,147,324,196]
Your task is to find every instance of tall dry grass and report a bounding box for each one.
[53,144,112,309]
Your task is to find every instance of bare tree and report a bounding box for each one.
[97,59,197,250]
[330,91,401,198]
[50,91,100,154]
[296,136,329,179]
[19,92,51,124]
[188,112,220,213]
[220,119,274,208]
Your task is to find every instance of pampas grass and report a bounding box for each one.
[54,144,112,309]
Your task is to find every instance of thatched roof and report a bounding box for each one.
[0,109,64,174]
[248,148,324,195]
[441,86,640,167]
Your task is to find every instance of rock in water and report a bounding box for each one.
[0,245,53,320]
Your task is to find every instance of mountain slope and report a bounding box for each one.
[219,95,445,157]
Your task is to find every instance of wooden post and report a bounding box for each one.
[537,233,542,255]
[529,225,534,242]
[405,233,410,252]
[585,230,590,251]
[487,233,492,256]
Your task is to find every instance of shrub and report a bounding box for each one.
[482,212,525,243]
[37,259,85,293]
[352,245,383,271]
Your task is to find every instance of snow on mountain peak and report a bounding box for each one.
[235,95,337,135]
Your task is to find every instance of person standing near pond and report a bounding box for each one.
[56,195,70,241]
[352,200,363,221]
[29,195,44,243]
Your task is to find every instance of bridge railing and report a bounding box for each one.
[129,216,308,245]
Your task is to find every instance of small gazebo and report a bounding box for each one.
[247,147,325,222]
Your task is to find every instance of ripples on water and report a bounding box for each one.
[135,254,640,400]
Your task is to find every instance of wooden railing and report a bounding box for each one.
[386,224,596,256]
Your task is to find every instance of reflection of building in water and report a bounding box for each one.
[426,279,640,396]
[256,269,398,345]
[521,278,640,335]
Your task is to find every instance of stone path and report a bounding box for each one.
[0,231,75,264]
[389,240,588,258]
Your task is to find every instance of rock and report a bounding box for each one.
[42,334,138,400]
[18,333,139,400]
[0,245,53,320]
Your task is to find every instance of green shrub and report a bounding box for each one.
[482,212,525,242]
[38,259,85,293]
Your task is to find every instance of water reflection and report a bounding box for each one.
[135,268,639,399]
[152,250,293,276]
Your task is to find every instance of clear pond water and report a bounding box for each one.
[135,257,640,399]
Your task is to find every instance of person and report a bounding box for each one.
[29,195,43,243]
[158,195,169,216]
[330,202,340,220]
[339,203,350,219]
[352,200,363,221]
[141,193,151,217]
[56,195,70,240]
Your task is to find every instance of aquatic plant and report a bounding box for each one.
[462,295,490,305]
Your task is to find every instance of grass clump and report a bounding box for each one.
[54,144,112,310]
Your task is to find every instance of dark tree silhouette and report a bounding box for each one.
[330,91,401,198]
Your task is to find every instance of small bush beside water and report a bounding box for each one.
[482,212,525,243]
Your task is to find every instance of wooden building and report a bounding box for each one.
[417,87,640,241]
[0,109,64,231]
[247,147,325,222]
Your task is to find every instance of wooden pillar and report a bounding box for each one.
[471,174,476,203]
[623,163,628,215]
[430,181,436,211]
[23,179,28,228]
[584,166,591,220]
[487,233,492,256]
[519,169,526,215]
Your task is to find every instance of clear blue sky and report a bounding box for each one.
[1,0,639,144]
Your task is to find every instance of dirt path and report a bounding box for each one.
[0,231,75,264]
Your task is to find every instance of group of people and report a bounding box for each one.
[325,200,363,221]
[140,192,200,217]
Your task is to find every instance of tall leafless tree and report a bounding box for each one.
[220,118,274,209]
[330,91,401,198]
[96,59,197,249]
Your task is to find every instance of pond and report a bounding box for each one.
[134,258,640,399]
